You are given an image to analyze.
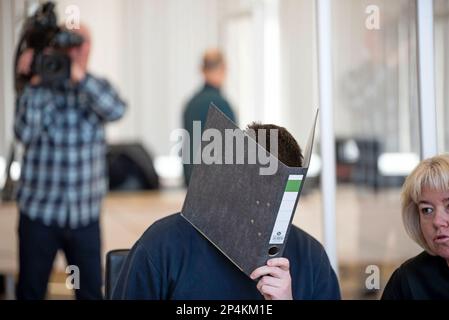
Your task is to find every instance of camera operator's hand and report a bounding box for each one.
[69,47,87,83]
[17,49,34,75]
[17,49,41,85]
[71,61,86,83]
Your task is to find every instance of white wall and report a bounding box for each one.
[0,0,365,160]
[54,0,219,156]
[279,0,318,149]
[0,0,22,160]
[0,0,424,159]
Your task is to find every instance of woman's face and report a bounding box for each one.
[418,188,449,263]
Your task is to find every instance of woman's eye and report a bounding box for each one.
[420,207,433,215]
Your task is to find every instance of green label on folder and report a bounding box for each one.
[285,179,301,192]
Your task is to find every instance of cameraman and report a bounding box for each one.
[14,24,126,300]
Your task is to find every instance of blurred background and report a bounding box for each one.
[0,0,448,299]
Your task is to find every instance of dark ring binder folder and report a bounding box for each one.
[181,104,318,277]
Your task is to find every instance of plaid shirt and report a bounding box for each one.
[14,73,126,229]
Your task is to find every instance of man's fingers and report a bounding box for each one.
[259,285,280,299]
[262,293,272,300]
[253,258,293,300]
[250,266,283,280]
[256,276,281,292]
[267,258,290,271]
[17,49,34,74]
[30,75,41,86]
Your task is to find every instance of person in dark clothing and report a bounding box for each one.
[382,251,449,299]
[182,49,236,185]
[113,124,341,300]
[382,154,449,300]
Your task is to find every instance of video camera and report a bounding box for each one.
[15,1,83,89]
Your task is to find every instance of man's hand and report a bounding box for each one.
[17,49,34,75]
[250,257,293,300]
[68,47,86,83]
[17,49,41,85]
[71,61,86,83]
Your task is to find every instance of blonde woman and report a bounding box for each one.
[382,154,449,299]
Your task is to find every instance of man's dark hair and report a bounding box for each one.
[246,123,303,167]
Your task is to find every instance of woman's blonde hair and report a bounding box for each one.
[401,154,449,253]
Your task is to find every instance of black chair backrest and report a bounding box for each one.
[107,143,160,191]
[105,249,130,299]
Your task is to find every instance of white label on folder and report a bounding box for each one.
[288,175,303,180]
[269,175,303,244]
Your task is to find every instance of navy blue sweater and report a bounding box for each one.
[112,213,341,300]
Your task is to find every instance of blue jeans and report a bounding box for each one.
[16,214,103,300]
